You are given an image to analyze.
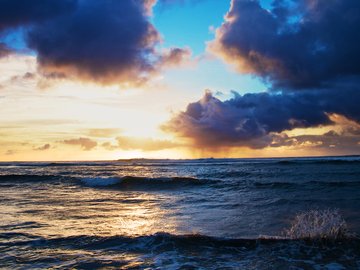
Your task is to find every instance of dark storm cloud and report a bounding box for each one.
[0,0,188,85]
[25,0,160,85]
[0,0,77,31]
[209,0,360,89]
[164,0,360,150]
[157,0,205,5]
[163,87,360,149]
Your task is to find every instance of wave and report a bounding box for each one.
[254,180,360,189]
[2,209,357,247]
[0,162,119,168]
[277,159,360,165]
[1,208,358,268]
[0,174,213,188]
[80,176,213,188]
[2,174,360,191]
[1,231,359,252]
[0,174,64,182]
[2,232,359,270]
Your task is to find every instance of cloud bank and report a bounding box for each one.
[165,0,360,152]
[163,88,360,149]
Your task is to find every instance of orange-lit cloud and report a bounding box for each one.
[162,90,360,153]
[34,143,51,151]
[5,149,16,156]
[61,137,97,151]
[159,47,194,68]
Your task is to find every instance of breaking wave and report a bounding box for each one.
[2,174,360,191]
[2,231,358,252]
[0,174,211,184]
[80,176,212,188]
[1,209,358,269]
[2,209,356,249]
[2,231,358,270]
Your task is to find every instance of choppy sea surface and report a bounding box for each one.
[0,157,360,269]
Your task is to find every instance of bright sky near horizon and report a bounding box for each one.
[0,0,360,161]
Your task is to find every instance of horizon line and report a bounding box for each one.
[1,154,359,163]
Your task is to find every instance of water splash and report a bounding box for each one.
[285,209,351,240]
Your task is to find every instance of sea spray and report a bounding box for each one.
[285,209,351,240]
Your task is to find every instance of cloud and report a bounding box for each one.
[87,128,122,138]
[269,121,360,153]
[0,119,78,129]
[163,88,360,149]
[163,0,360,153]
[0,0,190,86]
[0,43,13,58]
[102,142,119,151]
[160,47,194,68]
[61,137,97,151]
[5,149,15,155]
[283,114,360,145]
[10,72,37,83]
[25,0,160,86]
[117,136,178,151]
[156,0,205,7]
[34,143,51,151]
[102,136,179,151]
[0,0,76,31]
[209,0,360,89]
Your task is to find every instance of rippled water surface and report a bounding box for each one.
[0,157,360,269]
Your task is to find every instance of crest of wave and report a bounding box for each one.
[284,209,352,240]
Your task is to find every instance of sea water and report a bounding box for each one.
[0,157,359,269]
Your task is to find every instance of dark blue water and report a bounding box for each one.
[0,157,359,269]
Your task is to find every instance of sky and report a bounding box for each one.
[0,0,360,161]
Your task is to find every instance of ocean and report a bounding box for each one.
[0,157,359,269]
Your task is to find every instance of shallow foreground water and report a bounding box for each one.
[0,157,359,269]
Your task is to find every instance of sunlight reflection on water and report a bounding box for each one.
[0,185,182,238]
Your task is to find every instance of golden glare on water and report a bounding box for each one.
[0,184,182,238]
